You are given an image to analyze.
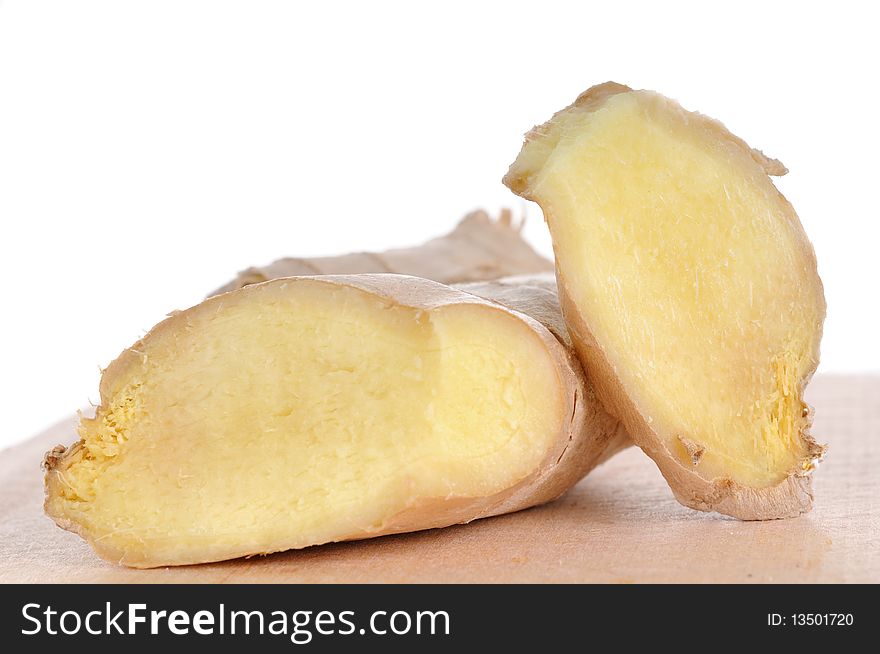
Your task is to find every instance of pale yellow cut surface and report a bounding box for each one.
[45,278,563,566]
[508,88,824,490]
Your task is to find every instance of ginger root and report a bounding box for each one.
[213,209,553,295]
[504,82,826,519]
[44,216,624,567]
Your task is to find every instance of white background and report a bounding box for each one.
[1,1,877,448]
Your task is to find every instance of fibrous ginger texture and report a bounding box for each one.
[504,82,825,520]
[44,274,622,567]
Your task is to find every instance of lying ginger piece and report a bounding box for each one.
[44,275,621,567]
[44,218,623,567]
[504,82,826,519]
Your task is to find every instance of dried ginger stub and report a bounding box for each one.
[213,209,554,295]
[44,274,621,567]
[504,82,826,519]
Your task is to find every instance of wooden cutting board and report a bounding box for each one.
[2,374,877,583]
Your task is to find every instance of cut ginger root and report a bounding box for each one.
[44,245,623,567]
[504,82,826,519]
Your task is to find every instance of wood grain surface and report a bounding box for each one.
[1,374,877,583]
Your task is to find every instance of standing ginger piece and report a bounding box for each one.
[504,82,826,520]
[44,215,624,568]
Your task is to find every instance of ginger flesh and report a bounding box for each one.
[45,277,570,567]
[505,84,825,517]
